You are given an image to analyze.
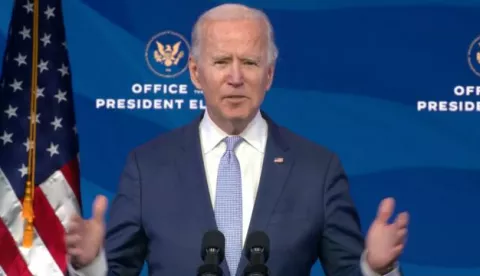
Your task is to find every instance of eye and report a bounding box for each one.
[244,60,258,66]
[214,60,227,65]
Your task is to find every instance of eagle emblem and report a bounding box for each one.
[145,30,190,78]
[154,41,184,67]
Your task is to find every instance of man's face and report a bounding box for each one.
[189,18,275,124]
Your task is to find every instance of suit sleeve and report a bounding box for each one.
[317,153,365,276]
[104,151,148,275]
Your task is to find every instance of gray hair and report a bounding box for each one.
[190,4,278,65]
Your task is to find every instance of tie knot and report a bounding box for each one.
[224,136,242,151]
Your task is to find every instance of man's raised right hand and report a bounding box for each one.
[66,195,108,269]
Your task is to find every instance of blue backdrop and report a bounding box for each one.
[1,0,480,275]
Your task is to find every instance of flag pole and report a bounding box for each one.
[23,0,40,248]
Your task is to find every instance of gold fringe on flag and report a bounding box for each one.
[22,0,40,248]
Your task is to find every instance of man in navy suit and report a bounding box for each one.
[67,3,409,276]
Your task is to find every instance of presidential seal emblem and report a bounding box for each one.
[467,35,480,78]
[145,30,190,78]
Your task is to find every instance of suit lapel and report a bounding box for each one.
[178,112,292,276]
[236,113,294,275]
[177,113,232,276]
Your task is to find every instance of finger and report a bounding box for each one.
[65,234,82,249]
[66,217,84,235]
[397,228,408,239]
[376,197,395,223]
[395,228,408,245]
[391,243,405,257]
[67,247,84,258]
[92,195,108,223]
[394,212,409,229]
[68,213,82,226]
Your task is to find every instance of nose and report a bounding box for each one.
[227,61,244,88]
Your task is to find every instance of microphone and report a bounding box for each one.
[197,230,225,276]
[243,231,270,276]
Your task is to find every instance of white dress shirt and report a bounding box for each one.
[70,109,400,276]
[199,109,267,245]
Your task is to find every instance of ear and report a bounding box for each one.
[265,63,275,91]
[188,56,202,89]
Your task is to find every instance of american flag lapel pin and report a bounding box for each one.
[274,157,284,164]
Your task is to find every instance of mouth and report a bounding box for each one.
[223,95,248,104]
[224,95,246,99]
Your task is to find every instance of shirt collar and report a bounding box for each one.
[199,109,267,154]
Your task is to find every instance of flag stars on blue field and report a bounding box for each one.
[9,79,23,92]
[38,60,49,73]
[0,0,80,218]
[23,1,33,13]
[14,53,27,66]
[23,139,34,152]
[5,104,18,119]
[4,105,18,119]
[46,142,59,157]
[0,131,13,145]
[40,33,51,47]
[51,117,63,131]
[45,6,56,20]
[55,90,67,103]
[18,164,28,178]
[37,86,45,98]
[27,113,41,124]
[58,64,69,77]
[19,26,31,40]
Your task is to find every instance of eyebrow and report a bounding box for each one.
[211,54,231,60]
[211,55,261,62]
[242,56,261,62]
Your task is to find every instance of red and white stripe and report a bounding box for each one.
[0,159,81,276]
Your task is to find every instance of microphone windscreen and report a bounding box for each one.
[243,264,269,276]
[245,231,270,261]
[197,264,223,276]
[201,230,225,261]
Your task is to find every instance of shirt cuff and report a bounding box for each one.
[360,250,401,276]
[67,248,107,276]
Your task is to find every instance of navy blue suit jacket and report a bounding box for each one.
[104,111,365,276]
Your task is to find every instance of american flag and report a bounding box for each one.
[0,0,82,275]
